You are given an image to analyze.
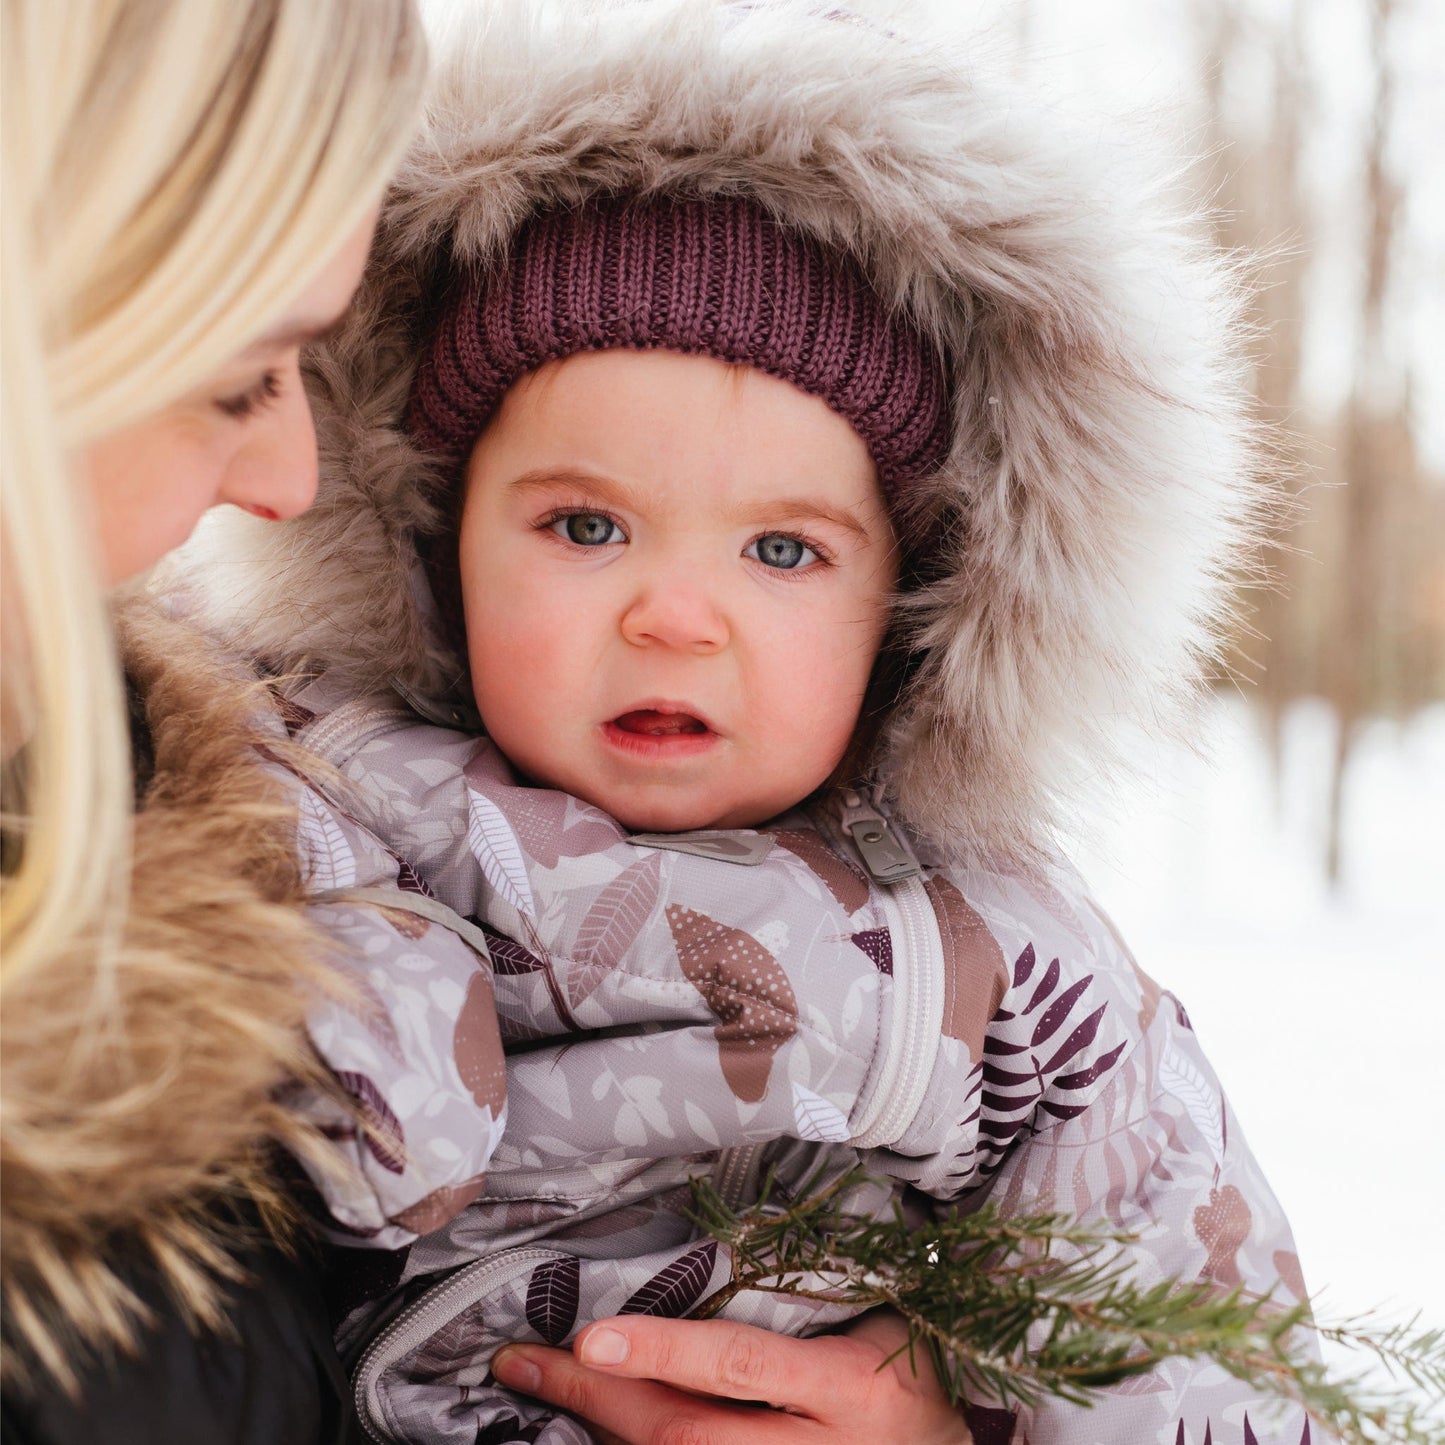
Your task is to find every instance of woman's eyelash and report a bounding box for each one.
[215,370,283,420]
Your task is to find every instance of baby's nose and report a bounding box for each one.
[618,578,729,654]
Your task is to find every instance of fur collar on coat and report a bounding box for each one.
[183,0,1264,864]
[0,600,340,1391]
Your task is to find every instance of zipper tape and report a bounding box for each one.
[846,874,945,1149]
[353,1246,570,1443]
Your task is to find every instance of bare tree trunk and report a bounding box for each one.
[1194,0,1312,803]
[1326,0,1402,885]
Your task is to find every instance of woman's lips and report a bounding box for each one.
[602,707,718,759]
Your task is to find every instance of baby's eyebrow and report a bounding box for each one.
[732,498,873,543]
[506,468,632,505]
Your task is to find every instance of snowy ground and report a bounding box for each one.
[1071,696,1445,1385]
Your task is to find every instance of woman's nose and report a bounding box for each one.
[220,364,320,522]
[619,572,730,654]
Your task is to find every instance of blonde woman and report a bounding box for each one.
[0,2,426,1439]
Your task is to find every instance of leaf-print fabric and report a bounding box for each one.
[525,1256,580,1346]
[666,905,799,1103]
[273,677,1318,1445]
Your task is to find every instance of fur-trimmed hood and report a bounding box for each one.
[186,0,1262,863]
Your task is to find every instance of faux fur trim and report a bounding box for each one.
[0,600,341,1392]
[183,0,1265,862]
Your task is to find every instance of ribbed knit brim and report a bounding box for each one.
[407,194,952,489]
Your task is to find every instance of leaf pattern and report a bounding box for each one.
[924,878,1008,1049]
[850,927,893,975]
[666,905,798,1103]
[392,853,435,898]
[1194,1184,1252,1286]
[961,1404,1018,1445]
[1030,974,1092,1047]
[390,1175,488,1236]
[1159,1042,1226,1158]
[1013,942,1037,987]
[296,787,357,891]
[1021,955,1062,1016]
[474,921,546,975]
[792,1082,851,1142]
[467,787,535,918]
[335,1070,406,1174]
[336,972,406,1065]
[502,788,569,868]
[524,1256,580,1346]
[574,854,662,967]
[771,828,869,914]
[563,957,613,1013]
[406,1302,485,1386]
[454,971,505,1113]
[1039,1002,1107,1074]
[618,1240,719,1317]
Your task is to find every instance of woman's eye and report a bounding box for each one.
[551,512,625,547]
[214,370,283,420]
[745,533,817,570]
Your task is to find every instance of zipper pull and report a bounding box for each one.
[837,789,921,885]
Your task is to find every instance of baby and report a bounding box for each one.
[191,6,1320,1444]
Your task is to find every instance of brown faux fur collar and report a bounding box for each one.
[0,599,338,1392]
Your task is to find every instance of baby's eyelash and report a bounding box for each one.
[215,371,283,420]
[747,530,836,571]
[534,502,627,533]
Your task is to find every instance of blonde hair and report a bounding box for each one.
[1,0,425,988]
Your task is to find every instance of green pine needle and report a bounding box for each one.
[687,1164,1445,1445]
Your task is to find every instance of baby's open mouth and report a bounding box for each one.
[611,710,710,737]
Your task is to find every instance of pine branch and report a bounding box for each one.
[688,1165,1445,1445]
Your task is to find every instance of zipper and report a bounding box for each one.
[352,1245,569,1443]
[711,1143,765,1212]
[298,695,414,765]
[829,790,945,1151]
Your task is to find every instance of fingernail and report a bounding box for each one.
[579,1326,630,1366]
[492,1347,541,1392]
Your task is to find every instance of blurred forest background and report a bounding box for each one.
[1192,0,1443,881]
[942,0,1445,883]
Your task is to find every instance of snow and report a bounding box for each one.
[1072,696,1445,1380]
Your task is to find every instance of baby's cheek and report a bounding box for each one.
[766,635,870,761]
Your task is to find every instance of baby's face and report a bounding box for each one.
[457,349,897,832]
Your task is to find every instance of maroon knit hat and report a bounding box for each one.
[407,193,952,490]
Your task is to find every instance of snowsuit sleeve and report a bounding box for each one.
[285,773,507,1250]
[883,866,1323,1445]
[969,993,1322,1445]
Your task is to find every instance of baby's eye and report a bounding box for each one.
[551,512,625,547]
[745,533,818,570]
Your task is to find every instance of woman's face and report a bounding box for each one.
[82,210,379,585]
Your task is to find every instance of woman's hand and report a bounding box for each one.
[491,1308,973,1445]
